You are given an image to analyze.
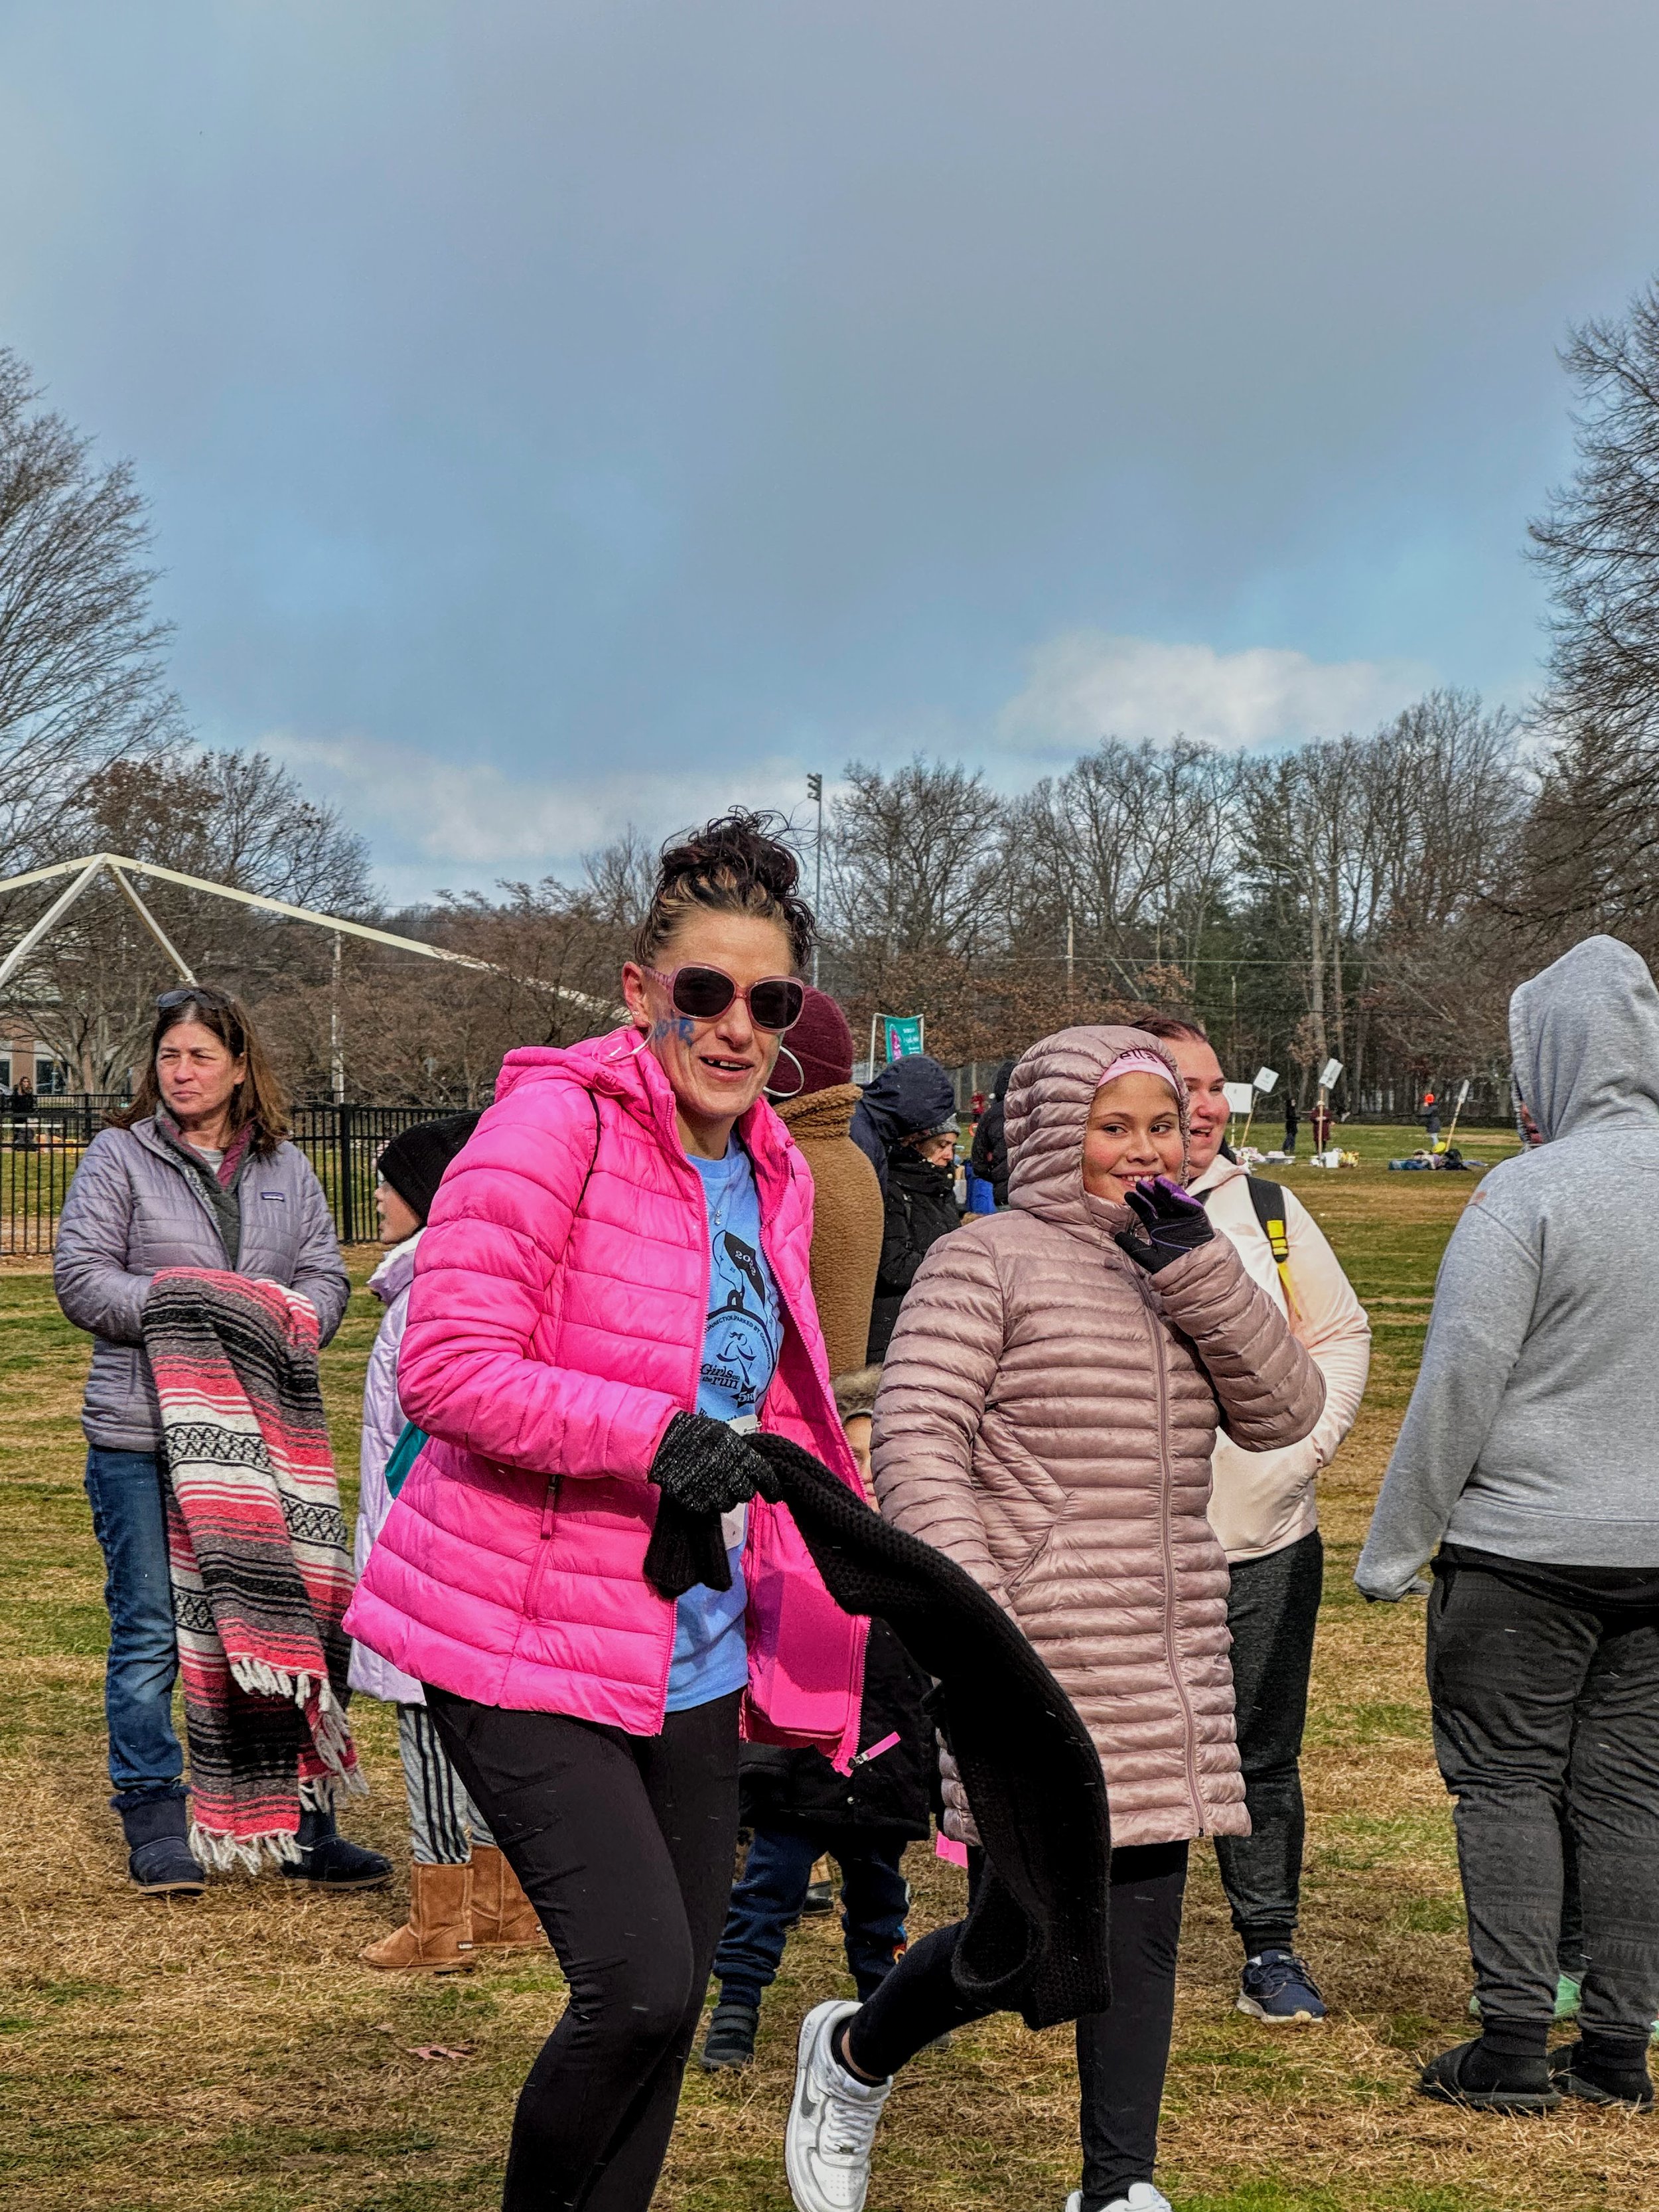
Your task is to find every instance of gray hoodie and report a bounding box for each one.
[1356,934,1659,1597]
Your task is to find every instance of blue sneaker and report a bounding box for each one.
[1237,1950,1327,2024]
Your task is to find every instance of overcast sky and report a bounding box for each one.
[5,1,1659,903]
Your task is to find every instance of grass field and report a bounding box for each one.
[5,1123,1657,2211]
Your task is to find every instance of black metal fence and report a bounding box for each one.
[1,1095,451,1256]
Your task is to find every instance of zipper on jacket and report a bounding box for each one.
[1139,1268,1207,1836]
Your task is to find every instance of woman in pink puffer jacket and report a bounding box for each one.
[782,1029,1323,2212]
[345,812,867,2212]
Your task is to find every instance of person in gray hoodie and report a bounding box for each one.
[1357,934,1659,2115]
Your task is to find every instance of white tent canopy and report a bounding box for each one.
[0,852,613,1097]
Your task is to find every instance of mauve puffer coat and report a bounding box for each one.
[871,1025,1326,1847]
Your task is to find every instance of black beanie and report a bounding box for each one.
[377,1112,482,1225]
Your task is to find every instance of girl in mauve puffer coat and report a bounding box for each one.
[782,1028,1323,2212]
[344,812,867,2212]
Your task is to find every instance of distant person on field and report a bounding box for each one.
[1359,935,1659,2115]
[1421,1090,1441,1147]
[1282,1092,1299,1157]
[11,1072,35,1150]
[52,987,369,1897]
[1141,1013,1370,2026]
[969,1055,1015,1205]
[351,1112,548,1973]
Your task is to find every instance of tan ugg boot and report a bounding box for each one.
[360,1860,476,1973]
[469,1844,547,1951]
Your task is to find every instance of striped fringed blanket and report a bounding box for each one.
[141,1268,364,1870]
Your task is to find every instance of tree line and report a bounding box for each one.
[12,261,1659,1109]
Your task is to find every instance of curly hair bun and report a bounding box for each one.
[636,808,816,973]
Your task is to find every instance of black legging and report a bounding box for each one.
[847,1840,1189,2209]
[427,1686,741,2212]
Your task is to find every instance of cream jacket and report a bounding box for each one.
[1191,1153,1370,1563]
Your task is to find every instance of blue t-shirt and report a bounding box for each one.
[665,1139,784,1712]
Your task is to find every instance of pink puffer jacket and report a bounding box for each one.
[871,1025,1325,1846]
[343,1032,868,1767]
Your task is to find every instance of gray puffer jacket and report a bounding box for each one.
[54,1116,350,1451]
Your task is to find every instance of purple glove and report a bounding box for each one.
[1115,1176,1214,1274]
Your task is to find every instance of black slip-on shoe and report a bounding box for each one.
[1419,2038,1560,2112]
[1550,2041,1655,2112]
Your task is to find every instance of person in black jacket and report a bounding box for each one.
[968,1056,1015,1207]
[867,1117,960,1362]
[849,1053,956,1197]
[701,1368,937,2072]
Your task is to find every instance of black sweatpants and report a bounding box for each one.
[1213,1530,1323,1956]
[1427,1560,1659,2039]
[427,1686,741,2212]
[845,1842,1189,2209]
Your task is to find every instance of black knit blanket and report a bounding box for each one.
[749,1433,1112,2030]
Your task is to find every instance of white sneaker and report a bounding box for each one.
[1064,2187,1173,2212]
[786,1998,893,2212]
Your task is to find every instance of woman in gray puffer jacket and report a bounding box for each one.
[53,986,366,1896]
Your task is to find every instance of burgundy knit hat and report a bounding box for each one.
[787,986,856,1095]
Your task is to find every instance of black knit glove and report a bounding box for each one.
[1114,1176,1214,1274]
[648,1410,766,1515]
[643,1412,774,1603]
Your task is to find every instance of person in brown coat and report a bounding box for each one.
[771,987,883,1379]
[783,1026,1325,2212]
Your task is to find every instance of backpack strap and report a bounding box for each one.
[1244,1174,1300,1318]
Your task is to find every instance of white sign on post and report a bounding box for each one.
[1252,1066,1279,1095]
[1222,1082,1256,1117]
[1317,1058,1343,1091]
[1456,1079,1471,1107]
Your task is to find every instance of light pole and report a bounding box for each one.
[806,772,824,987]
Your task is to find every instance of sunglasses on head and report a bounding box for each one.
[157,984,236,1012]
[644,964,804,1033]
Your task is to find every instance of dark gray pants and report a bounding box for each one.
[1214,1530,1323,1956]
[1427,1558,1659,2037]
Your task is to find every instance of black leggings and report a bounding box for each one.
[427,1686,741,2212]
[847,1841,1189,2210]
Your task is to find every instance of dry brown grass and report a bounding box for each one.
[3,1133,1656,2210]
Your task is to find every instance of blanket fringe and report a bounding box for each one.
[190,1819,305,1874]
[225,1660,363,1787]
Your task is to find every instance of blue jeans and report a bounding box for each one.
[84,1448,184,1799]
[714,1826,910,2008]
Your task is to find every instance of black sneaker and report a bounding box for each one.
[1419,2037,1560,2112]
[701,2000,758,2071]
[1550,2040,1655,2111]
[800,1878,835,1918]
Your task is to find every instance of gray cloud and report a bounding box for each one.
[3,1,1656,892]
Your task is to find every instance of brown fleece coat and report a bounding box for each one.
[774,1082,885,1381]
[871,1025,1326,1847]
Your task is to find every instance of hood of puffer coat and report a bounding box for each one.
[368,1230,422,1307]
[1509,934,1659,1144]
[1004,1025,1189,1242]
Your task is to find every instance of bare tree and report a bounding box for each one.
[1531,278,1659,745]
[0,350,177,887]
